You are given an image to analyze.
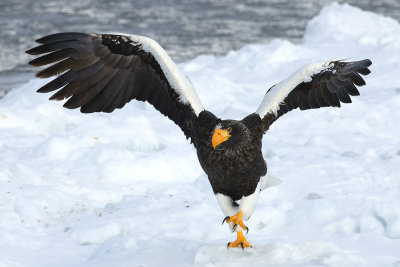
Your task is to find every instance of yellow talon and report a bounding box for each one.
[223,211,248,232]
[227,230,252,249]
[222,211,252,249]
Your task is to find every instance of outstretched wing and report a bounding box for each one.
[255,59,372,132]
[26,32,204,139]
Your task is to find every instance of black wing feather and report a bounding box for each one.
[261,59,371,132]
[27,32,199,140]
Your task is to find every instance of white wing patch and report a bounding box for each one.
[256,59,341,118]
[113,33,205,116]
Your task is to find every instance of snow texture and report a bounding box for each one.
[255,59,337,117]
[0,3,400,267]
[119,33,205,116]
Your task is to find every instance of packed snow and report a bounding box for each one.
[1,3,400,266]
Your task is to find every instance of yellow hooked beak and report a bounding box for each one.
[212,127,232,149]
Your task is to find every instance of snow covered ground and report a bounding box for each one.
[1,3,400,266]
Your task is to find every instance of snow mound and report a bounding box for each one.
[304,3,400,49]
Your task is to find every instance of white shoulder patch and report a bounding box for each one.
[255,59,341,118]
[113,33,205,116]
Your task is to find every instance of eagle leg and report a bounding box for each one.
[222,211,248,233]
[227,230,252,249]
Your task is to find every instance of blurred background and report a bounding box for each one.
[0,0,399,97]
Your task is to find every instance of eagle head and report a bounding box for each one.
[211,121,250,150]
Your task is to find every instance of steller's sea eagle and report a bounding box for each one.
[26,32,371,249]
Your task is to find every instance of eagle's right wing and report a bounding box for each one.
[26,32,204,140]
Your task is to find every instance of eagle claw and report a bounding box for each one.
[227,230,252,249]
[233,224,238,231]
[222,211,248,232]
[222,216,230,225]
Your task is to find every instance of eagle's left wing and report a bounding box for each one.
[255,59,372,132]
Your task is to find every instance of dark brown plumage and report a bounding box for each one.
[26,32,371,248]
[195,111,266,201]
